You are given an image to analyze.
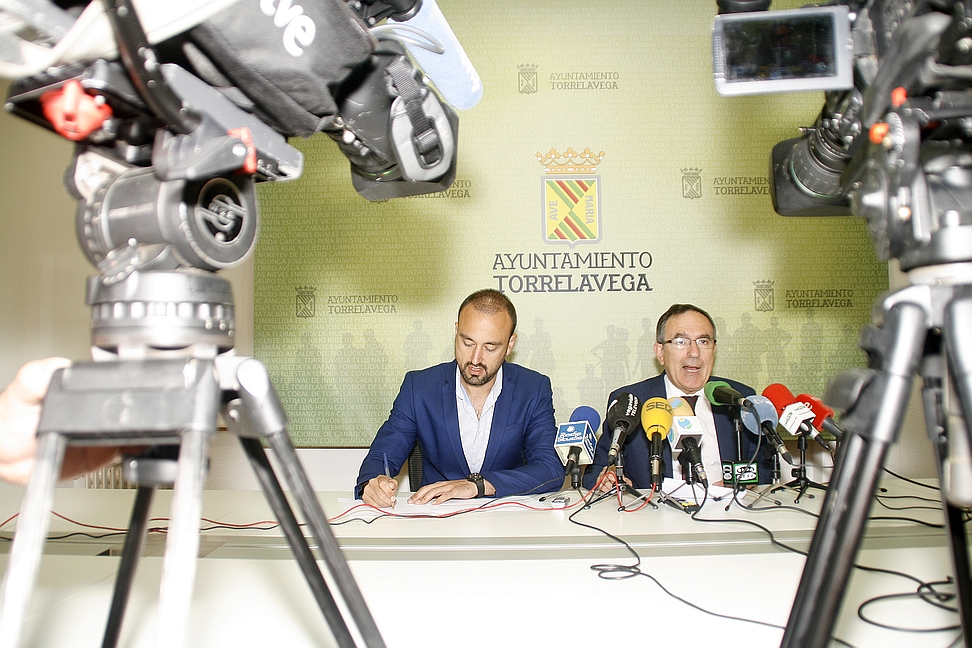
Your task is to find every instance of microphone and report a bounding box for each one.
[740,395,793,465]
[388,0,483,110]
[553,406,601,488]
[680,436,708,489]
[641,397,674,489]
[669,396,695,417]
[796,393,845,441]
[703,380,752,408]
[667,396,703,457]
[606,393,640,463]
[762,384,831,450]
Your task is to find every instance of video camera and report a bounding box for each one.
[0,0,472,291]
[713,0,972,272]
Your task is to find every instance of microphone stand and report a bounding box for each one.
[781,433,828,504]
[587,451,652,510]
[768,443,803,501]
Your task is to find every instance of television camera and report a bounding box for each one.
[714,1,972,646]
[0,1,477,646]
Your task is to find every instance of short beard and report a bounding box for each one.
[460,363,497,387]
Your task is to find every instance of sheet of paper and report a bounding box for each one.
[335,494,540,520]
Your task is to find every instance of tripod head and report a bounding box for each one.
[0,0,471,357]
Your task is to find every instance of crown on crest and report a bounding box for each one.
[536,147,605,174]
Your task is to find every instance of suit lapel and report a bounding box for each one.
[712,404,736,460]
[482,365,513,471]
[443,366,471,474]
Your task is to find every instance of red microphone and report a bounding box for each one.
[762,384,831,450]
[796,393,845,441]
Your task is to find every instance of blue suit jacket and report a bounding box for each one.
[355,361,563,498]
[582,374,774,489]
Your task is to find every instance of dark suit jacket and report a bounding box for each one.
[582,373,774,489]
[355,361,563,498]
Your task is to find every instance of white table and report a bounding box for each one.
[0,477,959,648]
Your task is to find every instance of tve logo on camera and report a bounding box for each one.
[260,0,316,57]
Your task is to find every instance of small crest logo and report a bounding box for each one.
[681,167,702,199]
[518,63,538,94]
[537,147,604,246]
[296,286,316,318]
[754,280,775,312]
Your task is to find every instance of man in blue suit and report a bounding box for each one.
[583,304,773,491]
[355,289,563,507]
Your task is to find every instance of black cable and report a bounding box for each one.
[868,514,944,529]
[857,578,960,633]
[882,467,939,491]
[567,484,819,641]
[719,489,936,590]
[875,493,945,509]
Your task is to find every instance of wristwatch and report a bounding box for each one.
[466,473,485,498]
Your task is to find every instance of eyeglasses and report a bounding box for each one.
[663,336,715,350]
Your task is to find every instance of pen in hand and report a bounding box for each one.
[383,452,396,508]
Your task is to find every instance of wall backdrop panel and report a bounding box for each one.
[253,0,888,447]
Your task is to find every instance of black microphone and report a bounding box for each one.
[606,392,640,463]
[680,436,708,489]
[703,380,752,408]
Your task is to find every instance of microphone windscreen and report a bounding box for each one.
[703,380,733,405]
[641,397,673,437]
[740,394,780,433]
[606,393,640,431]
[762,383,796,415]
[668,396,695,417]
[570,405,601,434]
[682,436,700,450]
[798,394,835,429]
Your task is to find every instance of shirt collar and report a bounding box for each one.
[456,363,504,406]
[663,373,702,399]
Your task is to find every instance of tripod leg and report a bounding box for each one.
[155,428,211,648]
[268,434,386,648]
[102,486,155,648]
[238,436,358,648]
[228,357,385,647]
[782,301,926,648]
[940,289,972,638]
[0,432,65,648]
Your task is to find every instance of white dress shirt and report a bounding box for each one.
[663,374,723,483]
[455,365,504,474]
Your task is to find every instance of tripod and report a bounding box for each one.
[771,434,827,504]
[0,273,386,648]
[781,266,972,647]
[586,452,652,509]
[0,1,387,643]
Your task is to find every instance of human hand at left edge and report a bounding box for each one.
[0,358,123,485]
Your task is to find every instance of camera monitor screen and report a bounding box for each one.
[712,6,853,96]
